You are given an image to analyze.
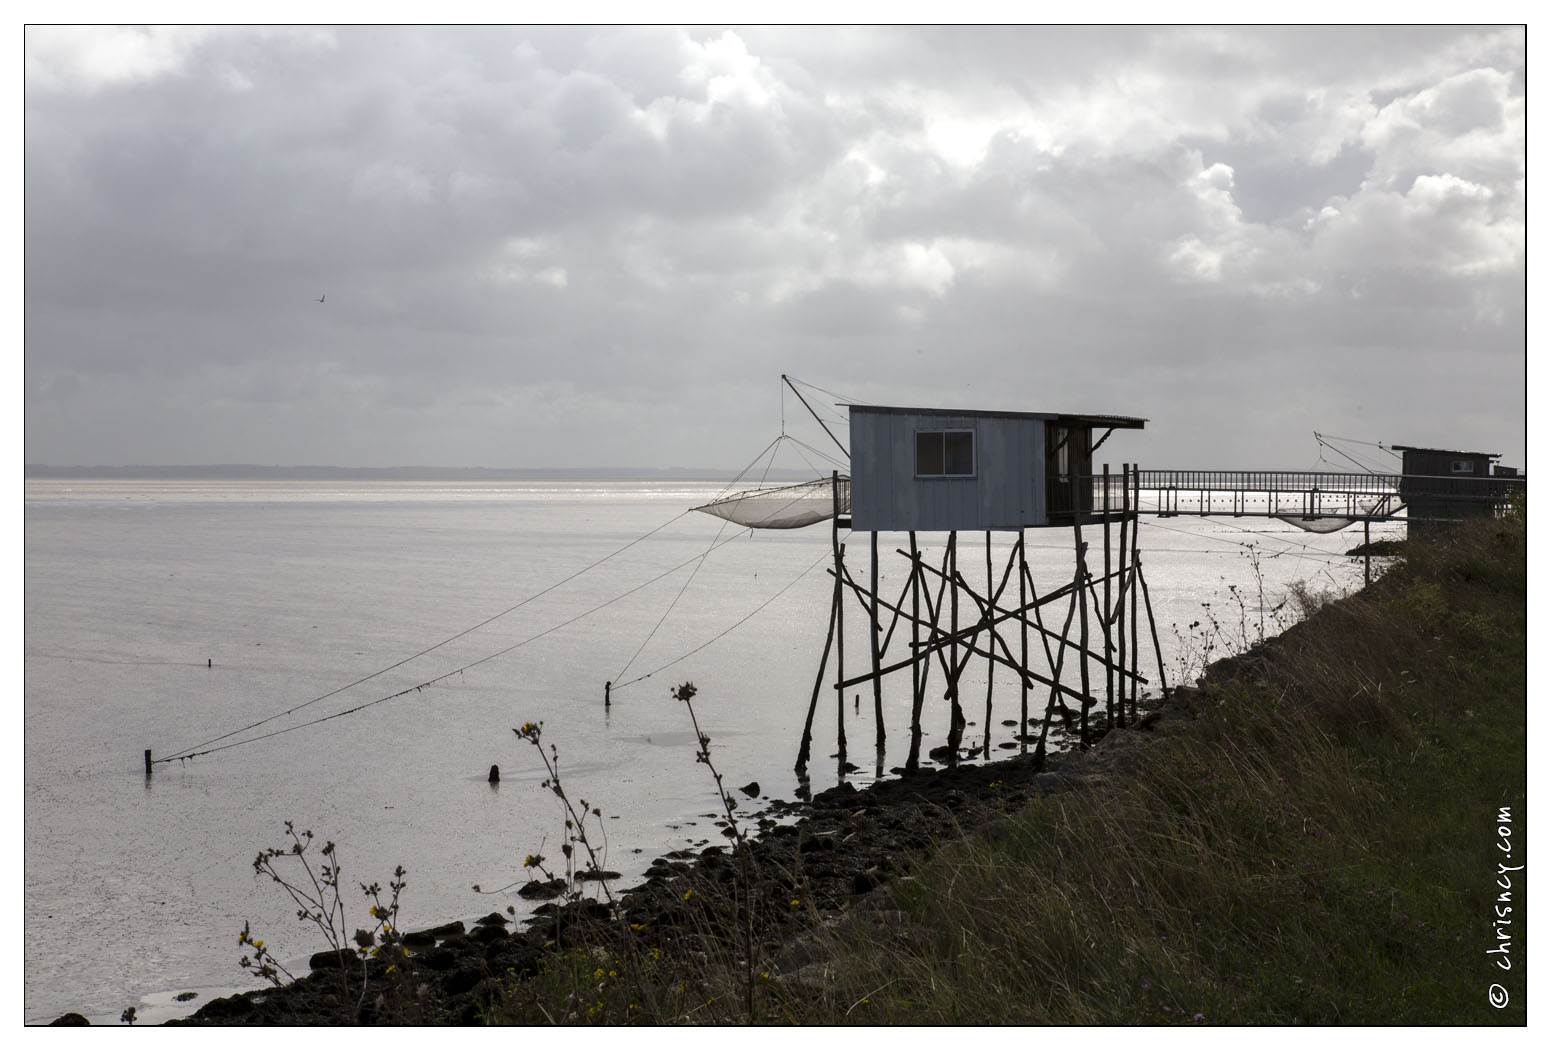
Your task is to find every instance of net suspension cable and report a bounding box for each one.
[159,432,849,765]
[610,437,787,686]
[159,505,701,761]
[613,427,854,684]
[158,521,774,764]
[1313,431,1401,476]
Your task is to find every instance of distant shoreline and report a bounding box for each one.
[23,464,817,483]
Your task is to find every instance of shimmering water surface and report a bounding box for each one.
[23,478,1398,1023]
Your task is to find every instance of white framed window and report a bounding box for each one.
[1451,460,1476,474]
[916,429,975,477]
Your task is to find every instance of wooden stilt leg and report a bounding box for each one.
[1018,529,1028,754]
[907,532,925,773]
[1073,517,1091,747]
[946,533,962,766]
[984,530,994,757]
[1130,465,1141,721]
[871,532,884,754]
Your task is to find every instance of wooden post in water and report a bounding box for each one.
[870,532,885,754]
[144,749,153,777]
[1364,519,1372,585]
[796,472,845,773]
[1034,584,1078,770]
[796,574,839,773]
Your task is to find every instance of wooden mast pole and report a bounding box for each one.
[781,375,849,460]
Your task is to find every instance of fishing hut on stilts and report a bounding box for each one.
[697,396,1166,779]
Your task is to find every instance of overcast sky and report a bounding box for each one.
[22,25,1526,472]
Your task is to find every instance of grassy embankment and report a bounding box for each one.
[499,512,1527,1025]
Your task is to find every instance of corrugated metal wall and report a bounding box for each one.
[849,407,1047,532]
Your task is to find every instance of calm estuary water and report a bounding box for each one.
[23,477,1397,1023]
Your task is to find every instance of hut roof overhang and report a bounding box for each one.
[843,404,1148,428]
[1392,445,1501,460]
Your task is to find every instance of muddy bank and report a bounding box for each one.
[102,698,1205,1026]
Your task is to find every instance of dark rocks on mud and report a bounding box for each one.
[576,868,621,881]
[516,878,566,899]
[308,949,354,971]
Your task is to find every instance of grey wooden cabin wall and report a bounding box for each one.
[848,408,1048,532]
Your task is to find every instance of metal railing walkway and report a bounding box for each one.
[1064,469,1524,522]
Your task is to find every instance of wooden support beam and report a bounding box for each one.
[870,557,1145,683]
[903,548,1128,615]
[916,542,958,690]
[944,541,1023,688]
[833,614,1101,705]
[1136,556,1169,701]
[1033,583,1080,770]
[1020,557,1071,721]
[877,562,918,657]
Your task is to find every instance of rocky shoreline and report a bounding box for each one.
[51,694,1202,1026]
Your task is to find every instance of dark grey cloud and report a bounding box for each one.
[24,25,1525,470]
